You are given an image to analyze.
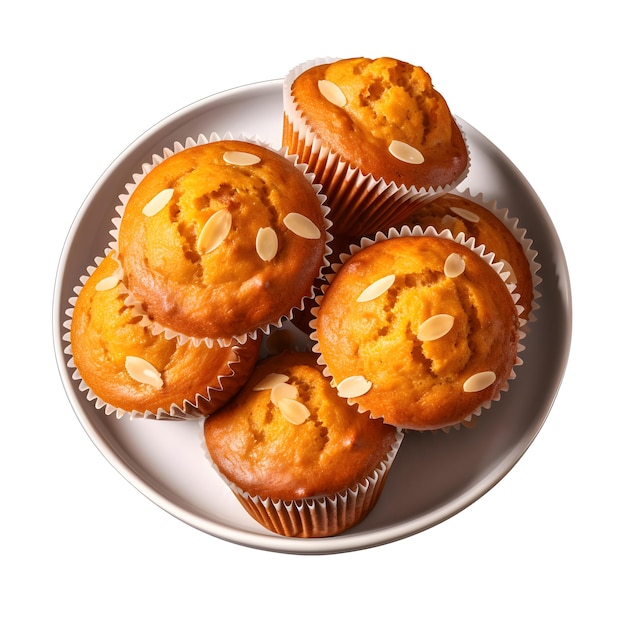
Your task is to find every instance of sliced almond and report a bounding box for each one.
[444,252,465,278]
[388,140,425,165]
[197,209,232,254]
[318,79,347,107]
[270,381,298,406]
[256,226,278,261]
[222,150,261,166]
[253,372,289,391]
[125,356,163,389]
[356,274,395,303]
[142,188,174,217]
[278,398,310,425]
[417,313,455,341]
[283,213,321,239]
[336,375,372,399]
[450,206,480,223]
[463,371,496,393]
[95,275,120,292]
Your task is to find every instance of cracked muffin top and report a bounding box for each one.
[312,234,522,431]
[69,252,261,418]
[116,139,329,343]
[203,350,400,500]
[286,57,469,190]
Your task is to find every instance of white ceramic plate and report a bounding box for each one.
[53,79,572,555]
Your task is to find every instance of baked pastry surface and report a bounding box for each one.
[314,235,520,430]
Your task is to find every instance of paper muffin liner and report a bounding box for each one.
[62,249,260,421]
[109,132,334,349]
[309,225,527,432]
[282,58,471,238]
[200,417,404,538]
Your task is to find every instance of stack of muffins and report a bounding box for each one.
[64,57,541,538]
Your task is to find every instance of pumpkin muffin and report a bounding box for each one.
[202,350,403,538]
[115,137,331,345]
[312,228,523,431]
[66,251,261,419]
[282,57,469,235]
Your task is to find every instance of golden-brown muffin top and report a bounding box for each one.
[117,140,329,341]
[314,235,520,430]
[203,351,399,500]
[70,252,260,416]
[289,57,468,189]
[408,193,536,320]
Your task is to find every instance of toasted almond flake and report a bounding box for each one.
[125,356,163,389]
[388,140,425,165]
[253,372,289,391]
[318,79,347,107]
[450,206,480,223]
[256,226,278,261]
[444,252,465,278]
[463,371,496,393]
[356,274,395,303]
[417,313,455,341]
[95,275,119,291]
[222,150,261,166]
[278,398,310,425]
[336,375,372,399]
[142,188,174,217]
[283,213,321,239]
[270,381,298,406]
[197,209,232,254]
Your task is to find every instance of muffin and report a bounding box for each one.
[66,251,261,419]
[115,136,332,346]
[312,227,523,431]
[406,190,540,321]
[202,350,404,538]
[282,57,469,236]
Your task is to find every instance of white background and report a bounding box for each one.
[3,1,623,623]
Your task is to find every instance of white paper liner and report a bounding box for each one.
[448,188,542,325]
[309,225,527,432]
[282,58,471,236]
[108,132,334,349]
[62,249,257,421]
[199,417,404,538]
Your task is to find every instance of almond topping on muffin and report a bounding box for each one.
[317,79,347,107]
[277,397,310,425]
[450,205,480,223]
[336,375,372,399]
[463,371,496,393]
[95,275,120,291]
[269,381,298,406]
[222,150,261,166]
[254,375,311,426]
[253,372,289,391]
[444,252,465,278]
[283,212,321,239]
[197,209,232,254]
[124,356,163,389]
[256,226,279,261]
[356,274,396,302]
[416,313,455,341]
[142,188,174,217]
[388,140,425,165]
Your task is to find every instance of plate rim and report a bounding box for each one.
[52,78,572,555]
